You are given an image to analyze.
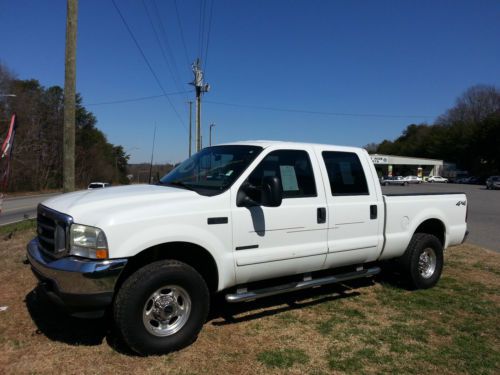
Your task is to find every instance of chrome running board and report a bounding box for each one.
[225,266,381,303]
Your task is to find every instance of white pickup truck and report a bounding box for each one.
[27,141,468,355]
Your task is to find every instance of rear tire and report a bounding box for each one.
[114,260,210,355]
[398,233,443,289]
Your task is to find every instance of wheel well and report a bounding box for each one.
[115,242,219,294]
[415,219,445,246]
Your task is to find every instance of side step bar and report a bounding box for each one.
[225,266,381,303]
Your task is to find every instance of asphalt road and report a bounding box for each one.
[382,183,500,252]
[1,184,498,252]
[0,193,60,225]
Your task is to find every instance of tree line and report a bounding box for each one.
[2,60,499,192]
[0,62,129,192]
[367,85,500,177]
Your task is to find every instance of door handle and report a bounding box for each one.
[370,205,377,220]
[317,207,326,224]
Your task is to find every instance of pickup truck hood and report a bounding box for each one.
[42,184,198,225]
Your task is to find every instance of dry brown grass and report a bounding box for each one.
[0,226,499,374]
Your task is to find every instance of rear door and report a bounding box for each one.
[316,148,384,267]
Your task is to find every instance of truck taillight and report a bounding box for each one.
[465,201,469,223]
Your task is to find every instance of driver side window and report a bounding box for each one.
[247,149,317,200]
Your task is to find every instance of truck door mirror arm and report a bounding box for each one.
[237,176,283,208]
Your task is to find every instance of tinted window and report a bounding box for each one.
[247,150,317,199]
[322,151,369,195]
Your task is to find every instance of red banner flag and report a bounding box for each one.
[1,113,17,197]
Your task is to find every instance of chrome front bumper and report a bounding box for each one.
[27,238,128,312]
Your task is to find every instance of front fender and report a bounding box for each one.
[107,223,235,291]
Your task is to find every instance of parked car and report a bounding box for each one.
[88,182,111,189]
[465,176,482,185]
[403,175,423,184]
[27,141,468,355]
[380,175,408,186]
[486,176,500,190]
[427,176,448,183]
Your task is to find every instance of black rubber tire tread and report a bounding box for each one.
[114,259,209,356]
[399,233,444,289]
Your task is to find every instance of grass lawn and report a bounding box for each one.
[0,224,498,374]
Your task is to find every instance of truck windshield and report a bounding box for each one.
[159,145,263,196]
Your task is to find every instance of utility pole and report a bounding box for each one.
[209,123,215,146]
[63,0,78,192]
[187,101,193,157]
[148,124,157,184]
[190,58,209,152]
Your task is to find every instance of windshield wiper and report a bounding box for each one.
[164,180,196,191]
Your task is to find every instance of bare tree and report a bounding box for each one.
[363,142,379,153]
[437,84,500,125]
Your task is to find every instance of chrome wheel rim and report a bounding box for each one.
[142,285,191,337]
[418,248,437,279]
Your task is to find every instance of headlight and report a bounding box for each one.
[70,224,109,259]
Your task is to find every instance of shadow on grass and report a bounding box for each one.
[25,271,396,354]
[25,287,109,346]
[25,286,140,355]
[208,277,376,326]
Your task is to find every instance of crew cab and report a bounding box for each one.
[27,141,468,355]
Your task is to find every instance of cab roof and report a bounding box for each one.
[218,140,363,153]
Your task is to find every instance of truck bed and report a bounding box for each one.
[379,192,467,260]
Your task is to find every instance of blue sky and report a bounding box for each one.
[1,0,499,163]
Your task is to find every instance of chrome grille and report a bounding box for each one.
[37,205,73,258]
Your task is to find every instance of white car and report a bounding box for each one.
[403,175,423,184]
[27,141,468,355]
[87,182,110,189]
[428,176,448,183]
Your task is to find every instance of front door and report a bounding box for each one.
[231,148,328,284]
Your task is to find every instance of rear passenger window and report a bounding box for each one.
[247,150,317,199]
[322,151,369,195]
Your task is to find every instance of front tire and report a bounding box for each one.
[398,233,443,289]
[114,260,210,355]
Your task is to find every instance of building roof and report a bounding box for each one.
[370,153,443,165]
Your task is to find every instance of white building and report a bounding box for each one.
[370,154,443,177]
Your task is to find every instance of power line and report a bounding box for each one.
[86,91,191,106]
[173,0,191,68]
[150,0,191,108]
[198,0,206,59]
[203,0,215,73]
[204,100,436,119]
[151,0,185,83]
[87,93,436,119]
[142,0,188,103]
[111,0,186,130]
